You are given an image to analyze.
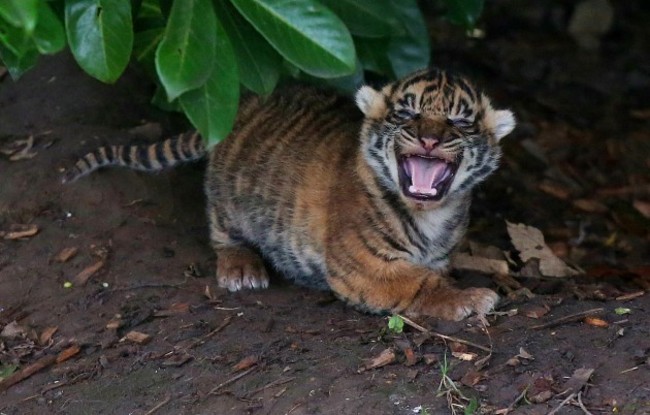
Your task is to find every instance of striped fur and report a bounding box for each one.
[61,131,205,183]
[66,68,516,320]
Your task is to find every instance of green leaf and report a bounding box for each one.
[179,16,239,146]
[614,307,631,315]
[0,363,19,381]
[155,0,216,101]
[230,0,355,78]
[355,37,392,77]
[65,0,133,83]
[151,84,182,112]
[0,41,38,79]
[32,2,66,54]
[0,0,38,32]
[443,0,484,30]
[0,15,32,56]
[387,315,404,333]
[386,0,430,78]
[134,27,164,76]
[217,0,281,96]
[0,18,39,79]
[320,0,403,38]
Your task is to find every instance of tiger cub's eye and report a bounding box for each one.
[393,109,419,122]
[447,118,473,129]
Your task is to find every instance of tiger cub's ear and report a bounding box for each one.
[355,86,386,118]
[486,109,516,142]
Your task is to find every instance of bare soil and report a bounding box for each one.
[1,1,649,414]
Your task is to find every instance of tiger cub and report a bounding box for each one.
[64,68,515,320]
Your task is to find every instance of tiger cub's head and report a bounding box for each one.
[356,68,515,210]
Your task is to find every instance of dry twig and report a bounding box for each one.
[530,308,604,330]
[209,366,258,395]
[398,314,491,352]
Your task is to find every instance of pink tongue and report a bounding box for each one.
[404,157,448,195]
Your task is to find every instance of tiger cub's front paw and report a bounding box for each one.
[415,287,499,321]
[216,246,269,292]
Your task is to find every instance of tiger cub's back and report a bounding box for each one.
[205,85,363,288]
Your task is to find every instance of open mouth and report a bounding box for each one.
[398,155,459,201]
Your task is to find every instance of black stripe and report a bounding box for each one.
[358,231,399,263]
[136,145,151,169]
[377,185,427,254]
[154,140,168,167]
[168,137,181,162]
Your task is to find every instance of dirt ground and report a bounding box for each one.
[1,1,649,414]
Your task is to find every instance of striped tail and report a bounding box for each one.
[62,131,206,184]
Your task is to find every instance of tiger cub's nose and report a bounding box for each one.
[419,136,439,152]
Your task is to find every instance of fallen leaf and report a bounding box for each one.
[358,348,396,372]
[232,355,258,372]
[0,321,28,339]
[506,357,520,366]
[632,200,650,219]
[39,327,58,345]
[54,247,78,263]
[153,302,190,317]
[124,331,151,344]
[563,367,595,393]
[506,221,580,277]
[630,108,650,120]
[568,0,614,49]
[523,304,550,319]
[2,224,39,240]
[423,354,438,365]
[461,370,484,387]
[517,347,534,360]
[452,352,478,361]
[451,253,509,275]
[528,376,554,403]
[162,353,193,367]
[584,316,609,328]
[73,260,105,285]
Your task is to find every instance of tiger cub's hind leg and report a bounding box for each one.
[208,209,270,292]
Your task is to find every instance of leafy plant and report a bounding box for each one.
[0,0,484,145]
[387,314,405,333]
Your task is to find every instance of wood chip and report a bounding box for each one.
[573,198,608,213]
[232,355,258,372]
[105,317,124,330]
[584,316,609,328]
[523,305,550,319]
[39,326,58,345]
[54,247,78,263]
[538,181,572,199]
[73,260,105,285]
[153,302,190,317]
[358,348,396,372]
[0,355,57,392]
[125,331,151,344]
[451,253,509,275]
[56,345,81,363]
[8,136,37,161]
[2,224,39,240]
[403,347,417,366]
[452,352,478,361]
